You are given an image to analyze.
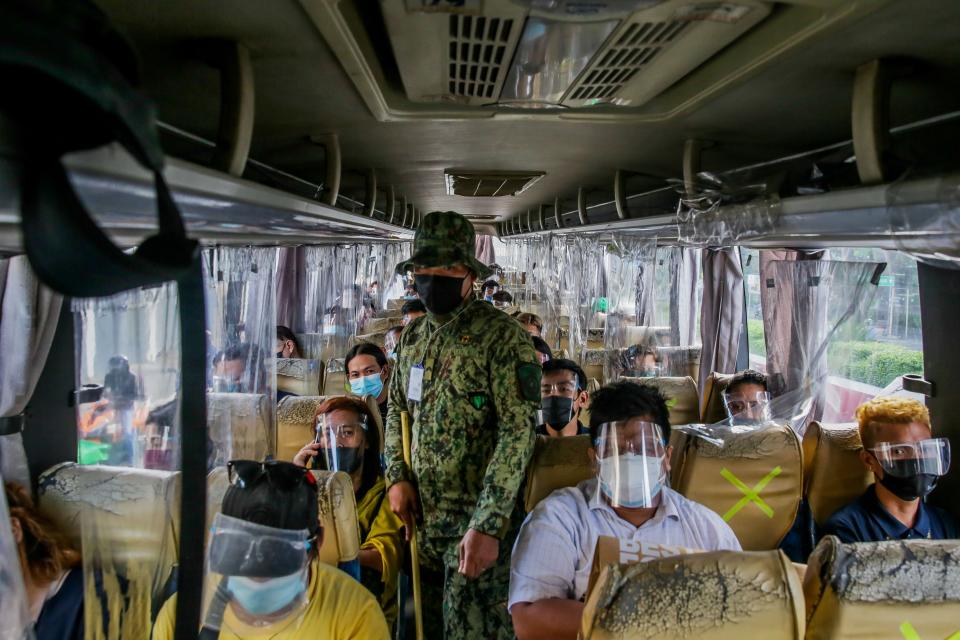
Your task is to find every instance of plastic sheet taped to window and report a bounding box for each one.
[73,283,180,470]
[0,481,30,640]
[761,259,885,426]
[675,173,779,247]
[889,172,960,268]
[204,247,278,465]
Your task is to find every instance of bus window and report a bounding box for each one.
[73,283,180,469]
[823,248,924,422]
[742,248,766,371]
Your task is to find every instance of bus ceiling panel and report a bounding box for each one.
[50,146,413,248]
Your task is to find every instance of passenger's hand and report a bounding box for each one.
[388,481,419,542]
[458,528,499,579]
[293,442,321,467]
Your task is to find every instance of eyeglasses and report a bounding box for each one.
[540,381,579,396]
[227,459,310,490]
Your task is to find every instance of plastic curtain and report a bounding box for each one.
[675,172,778,247]
[72,283,180,470]
[203,246,278,464]
[889,173,960,268]
[761,258,885,427]
[602,236,658,381]
[0,480,31,640]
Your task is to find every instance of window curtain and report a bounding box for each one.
[275,247,305,332]
[698,248,744,404]
[0,256,63,487]
[475,234,495,268]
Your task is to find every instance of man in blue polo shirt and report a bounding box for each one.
[822,396,957,543]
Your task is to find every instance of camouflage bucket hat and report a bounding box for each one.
[395,211,492,278]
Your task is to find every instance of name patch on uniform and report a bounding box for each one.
[408,364,425,402]
[517,363,542,402]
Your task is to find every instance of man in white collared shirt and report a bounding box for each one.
[509,381,741,640]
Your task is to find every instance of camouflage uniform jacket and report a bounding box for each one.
[384,297,541,562]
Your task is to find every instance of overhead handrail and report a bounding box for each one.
[852,59,890,185]
[554,196,563,229]
[577,187,589,225]
[364,169,378,217]
[208,41,255,178]
[683,139,702,200]
[614,169,628,220]
[310,133,341,206]
[538,204,546,231]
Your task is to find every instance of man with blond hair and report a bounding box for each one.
[822,396,956,543]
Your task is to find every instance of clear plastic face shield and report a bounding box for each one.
[594,420,668,509]
[722,389,773,426]
[869,438,951,479]
[204,513,311,628]
[314,413,368,475]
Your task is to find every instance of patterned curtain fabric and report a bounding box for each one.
[698,248,744,404]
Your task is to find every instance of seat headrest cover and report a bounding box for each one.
[277,396,326,426]
[693,423,797,460]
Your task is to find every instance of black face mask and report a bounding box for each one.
[877,458,940,501]
[414,274,467,315]
[276,351,284,358]
[319,447,363,474]
[542,395,575,428]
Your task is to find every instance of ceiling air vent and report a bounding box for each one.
[444,170,545,197]
[447,15,515,100]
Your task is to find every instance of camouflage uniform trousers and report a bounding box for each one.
[418,523,519,640]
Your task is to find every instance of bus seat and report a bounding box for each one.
[804,536,960,640]
[622,376,699,426]
[581,549,804,640]
[657,345,702,381]
[277,358,322,397]
[586,327,605,349]
[207,392,271,464]
[701,371,736,424]
[352,332,386,348]
[387,298,404,311]
[523,435,594,512]
[624,325,672,347]
[359,317,392,335]
[323,358,349,396]
[802,422,872,527]
[581,348,612,384]
[671,423,803,551]
[310,470,361,572]
[277,395,327,461]
[37,462,180,639]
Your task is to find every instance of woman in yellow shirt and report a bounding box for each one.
[294,396,404,628]
[152,459,389,639]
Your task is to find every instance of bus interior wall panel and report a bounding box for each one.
[917,261,960,523]
[22,303,77,489]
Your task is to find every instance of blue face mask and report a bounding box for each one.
[227,570,307,616]
[350,372,384,398]
[483,295,494,302]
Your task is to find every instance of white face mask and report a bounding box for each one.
[598,453,664,508]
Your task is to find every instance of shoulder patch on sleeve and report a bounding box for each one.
[517,362,542,402]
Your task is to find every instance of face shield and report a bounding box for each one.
[594,421,668,509]
[314,413,368,474]
[870,438,951,478]
[204,513,311,626]
[722,390,773,426]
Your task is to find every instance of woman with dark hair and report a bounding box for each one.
[276,325,302,359]
[292,396,403,628]
[6,482,84,640]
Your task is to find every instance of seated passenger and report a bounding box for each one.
[537,359,590,437]
[621,345,659,378]
[6,482,84,640]
[722,369,771,425]
[402,281,418,300]
[821,397,956,543]
[509,381,741,640]
[344,343,390,419]
[383,325,403,361]
[480,279,500,302]
[492,290,513,309]
[401,299,426,326]
[212,342,266,394]
[293,397,403,628]
[276,326,303,359]
[152,459,389,639]
[532,336,553,364]
[516,312,543,337]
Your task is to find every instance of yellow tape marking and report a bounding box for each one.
[720,466,782,522]
[898,620,960,640]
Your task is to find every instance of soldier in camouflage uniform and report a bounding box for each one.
[385,211,541,639]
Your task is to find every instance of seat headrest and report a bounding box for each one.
[622,376,699,426]
[701,371,736,424]
[802,422,872,526]
[805,536,960,640]
[524,435,594,511]
[310,470,360,565]
[352,332,386,348]
[624,325,672,346]
[276,395,327,461]
[277,358,322,396]
[671,423,803,551]
[582,549,804,639]
[359,317,392,334]
[207,392,271,463]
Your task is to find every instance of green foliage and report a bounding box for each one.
[828,341,923,388]
[747,319,766,356]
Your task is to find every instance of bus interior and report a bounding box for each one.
[2,0,960,638]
